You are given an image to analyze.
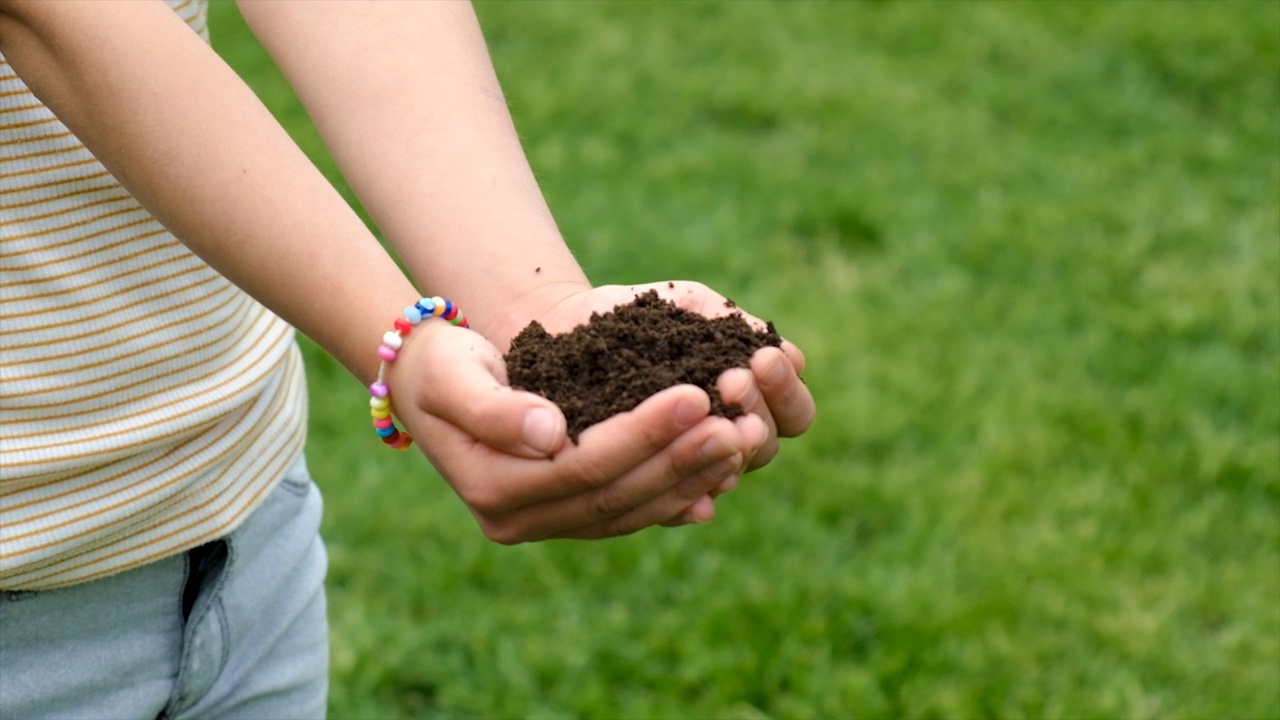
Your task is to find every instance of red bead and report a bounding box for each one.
[393,318,412,335]
[443,306,458,321]
[381,429,400,444]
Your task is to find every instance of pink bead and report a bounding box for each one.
[373,417,394,429]
[369,382,388,397]
[377,345,398,362]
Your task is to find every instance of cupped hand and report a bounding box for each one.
[386,319,768,542]
[513,281,816,474]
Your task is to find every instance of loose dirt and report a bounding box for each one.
[504,290,781,441]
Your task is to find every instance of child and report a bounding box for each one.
[0,1,814,716]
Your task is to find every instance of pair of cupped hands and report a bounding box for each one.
[383,281,815,544]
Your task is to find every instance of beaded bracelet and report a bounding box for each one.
[368,296,469,451]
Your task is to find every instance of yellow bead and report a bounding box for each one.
[371,407,391,420]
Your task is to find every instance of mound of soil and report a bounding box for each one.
[504,290,781,441]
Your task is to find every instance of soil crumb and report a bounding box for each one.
[504,290,781,441]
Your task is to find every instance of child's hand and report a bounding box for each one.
[386,320,768,542]
[506,281,816,475]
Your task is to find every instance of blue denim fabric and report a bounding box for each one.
[0,456,329,720]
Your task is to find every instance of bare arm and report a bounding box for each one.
[0,0,412,384]
[0,0,766,536]
[236,0,589,347]
[236,0,815,452]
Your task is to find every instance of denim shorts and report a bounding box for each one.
[0,456,329,720]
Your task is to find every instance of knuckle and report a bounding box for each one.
[565,452,615,490]
[666,449,703,482]
[460,393,506,435]
[601,514,645,539]
[589,488,633,519]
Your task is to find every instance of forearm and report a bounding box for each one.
[236,0,590,347]
[0,0,414,383]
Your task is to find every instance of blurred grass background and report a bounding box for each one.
[210,1,1279,718]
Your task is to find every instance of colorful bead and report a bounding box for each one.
[373,296,465,450]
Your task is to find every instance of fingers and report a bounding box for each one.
[718,367,778,472]
[780,339,807,375]
[400,292,814,545]
[545,415,757,540]
[752,345,815,438]
[425,384,713,522]
[418,391,759,543]
[398,323,568,458]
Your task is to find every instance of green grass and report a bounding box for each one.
[210,1,1279,718]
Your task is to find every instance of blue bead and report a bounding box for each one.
[443,300,453,316]
[375,425,397,438]
[404,306,423,324]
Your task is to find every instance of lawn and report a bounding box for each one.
[210,1,1279,718]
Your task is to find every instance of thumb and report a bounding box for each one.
[395,323,569,458]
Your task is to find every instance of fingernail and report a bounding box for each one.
[522,407,560,454]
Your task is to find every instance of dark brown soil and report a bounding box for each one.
[504,290,781,441]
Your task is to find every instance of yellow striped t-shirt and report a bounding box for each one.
[0,0,308,589]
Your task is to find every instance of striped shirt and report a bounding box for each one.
[0,0,307,589]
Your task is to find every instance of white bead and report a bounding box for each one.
[382,331,402,350]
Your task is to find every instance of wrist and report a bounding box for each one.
[481,275,592,351]
[367,296,470,451]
